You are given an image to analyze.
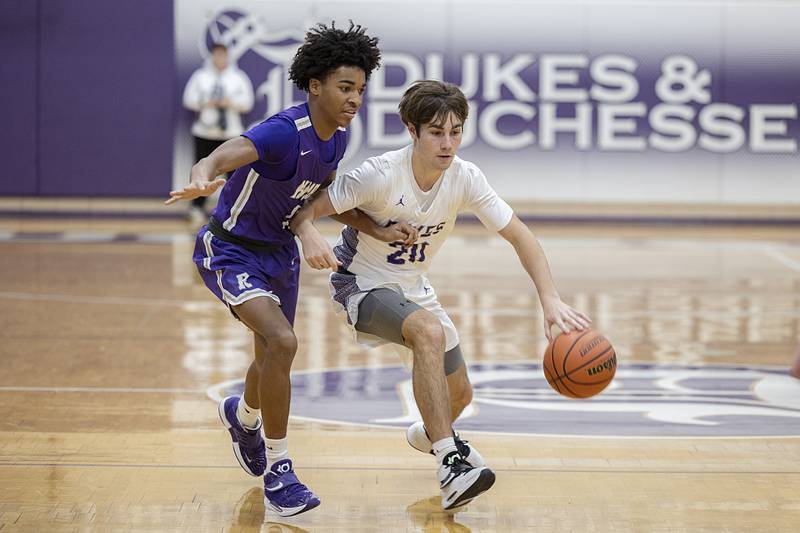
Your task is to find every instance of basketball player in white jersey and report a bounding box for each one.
[291,80,591,509]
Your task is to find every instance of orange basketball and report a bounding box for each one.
[543,328,617,398]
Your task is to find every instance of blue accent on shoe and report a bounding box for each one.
[263,458,320,517]
[218,396,266,477]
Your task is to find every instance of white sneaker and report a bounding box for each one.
[437,451,495,510]
[406,421,486,467]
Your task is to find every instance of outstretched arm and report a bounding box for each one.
[165,137,258,205]
[498,215,591,341]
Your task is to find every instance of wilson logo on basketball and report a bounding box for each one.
[586,354,617,376]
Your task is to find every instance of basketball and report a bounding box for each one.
[543,328,617,398]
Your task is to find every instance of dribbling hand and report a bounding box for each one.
[541,295,592,342]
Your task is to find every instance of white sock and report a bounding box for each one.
[265,437,289,462]
[236,397,260,429]
[432,437,458,465]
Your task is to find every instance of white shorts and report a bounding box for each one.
[329,271,459,367]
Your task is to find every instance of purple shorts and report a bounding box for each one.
[192,227,300,325]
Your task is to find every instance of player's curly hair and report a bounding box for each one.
[289,21,381,92]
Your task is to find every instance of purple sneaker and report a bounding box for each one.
[263,459,320,517]
[218,396,266,477]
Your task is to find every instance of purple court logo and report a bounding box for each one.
[207,362,800,438]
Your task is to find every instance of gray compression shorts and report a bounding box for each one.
[355,287,465,375]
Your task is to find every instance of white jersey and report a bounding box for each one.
[329,145,513,287]
[326,145,513,354]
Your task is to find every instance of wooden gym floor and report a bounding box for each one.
[0,216,798,532]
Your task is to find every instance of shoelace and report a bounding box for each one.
[268,471,313,501]
[238,427,265,453]
[281,480,312,500]
[454,435,471,458]
[447,454,473,476]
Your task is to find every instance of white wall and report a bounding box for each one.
[174,0,800,207]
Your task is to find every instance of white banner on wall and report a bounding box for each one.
[174,0,800,206]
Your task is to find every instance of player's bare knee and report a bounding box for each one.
[266,329,298,365]
[274,329,298,356]
[403,312,445,353]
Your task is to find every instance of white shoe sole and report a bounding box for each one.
[265,497,320,517]
[442,468,496,510]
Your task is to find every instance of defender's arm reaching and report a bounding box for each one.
[165,137,258,205]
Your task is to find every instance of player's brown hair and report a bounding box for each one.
[398,80,469,134]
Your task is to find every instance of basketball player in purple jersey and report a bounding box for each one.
[166,22,412,517]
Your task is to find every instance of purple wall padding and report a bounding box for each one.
[37,0,175,196]
[0,1,39,194]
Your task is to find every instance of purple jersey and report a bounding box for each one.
[211,103,347,245]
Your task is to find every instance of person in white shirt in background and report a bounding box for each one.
[182,43,254,224]
[290,80,591,510]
